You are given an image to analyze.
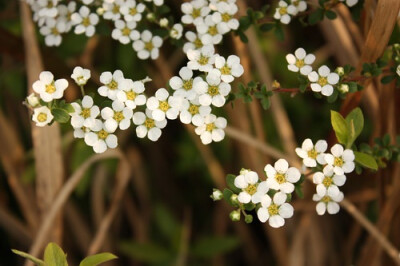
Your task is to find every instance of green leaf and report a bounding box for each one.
[79,253,117,266]
[44,243,68,266]
[345,107,364,148]
[274,24,284,41]
[51,108,70,123]
[331,110,348,145]
[223,189,235,206]
[295,184,304,199]
[354,151,378,170]
[12,249,44,266]
[154,205,180,246]
[381,75,395,84]
[308,8,324,25]
[226,174,240,193]
[238,31,248,43]
[325,10,337,19]
[191,236,240,258]
[119,241,171,263]
[259,23,274,32]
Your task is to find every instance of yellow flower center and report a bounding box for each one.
[220,65,231,75]
[295,59,305,68]
[279,7,288,15]
[159,101,170,112]
[321,196,331,203]
[82,17,90,27]
[307,149,317,159]
[108,80,118,90]
[268,204,279,216]
[206,123,215,132]
[318,76,328,86]
[112,4,120,14]
[192,8,201,18]
[144,41,154,51]
[334,157,344,167]
[122,27,131,36]
[144,118,155,129]
[188,104,199,115]
[80,108,91,118]
[51,27,59,35]
[208,26,218,36]
[113,111,124,122]
[275,173,286,184]
[322,177,333,187]
[129,7,137,15]
[194,38,203,49]
[126,91,136,100]
[183,79,193,91]
[208,85,219,96]
[97,129,109,140]
[244,184,257,195]
[198,55,209,65]
[47,2,53,8]
[37,113,47,122]
[45,83,56,94]
[221,13,231,22]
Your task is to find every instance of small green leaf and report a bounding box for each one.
[354,151,378,170]
[345,107,364,148]
[191,236,240,258]
[244,214,253,223]
[51,108,70,123]
[331,110,348,145]
[381,75,395,84]
[259,23,274,32]
[80,253,117,266]
[274,24,284,41]
[223,188,235,206]
[226,174,240,193]
[308,8,324,25]
[295,184,304,199]
[325,10,337,19]
[12,249,44,266]
[44,243,68,266]
[238,31,248,43]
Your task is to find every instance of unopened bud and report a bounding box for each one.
[96,7,105,15]
[339,84,349,93]
[26,93,40,108]
[230,194,239,205]
[335,67,345,76]
[159,18,168,27]
[210,189,223,201]
[146,13,156,21]
[272,80,280,88]
[229,210,241,221]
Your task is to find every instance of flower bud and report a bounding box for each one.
[339,84,349,93]
[96,7,105,15]
[396,65,400,77]
[229,210,240,221]
[244,214,253,223]
[159,18,168,27]
[146,13,156,21]
[239,168,249,175]
[210,189,223,201]
[26,93,40,108]
[335,67,345,76]
[230,194,239,205]
[393,43,400,50]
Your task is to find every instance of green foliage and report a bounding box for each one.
[190,236,240,258]
[354,151,378,170]
[44,243,68,266]
[11,249,44,266]
[226,174,240,193]
[359,134,400,168]
[119,241,171,263]
[79,253,117,266]
[331,108,364,148]
[361,62,382,77]
[331,110,348,145]
[308,8,324,25]
[254,84,273,110]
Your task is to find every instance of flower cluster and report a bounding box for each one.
[296,139,355,215]
[274,0,307,25]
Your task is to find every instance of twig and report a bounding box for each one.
[25,150,122,265]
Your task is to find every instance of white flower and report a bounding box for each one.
[170,23,183,39]
[73,125,91,139]
[196,15,226,45]
[101,100,133,132]
[71,6,99,37]
[39,18,65,46]
[295,138,327,167]
[313,191,344,215]
[26,93,40,108]
[132,109,167,141]
[274,1,297,24]
[187,45,216,72]
[84,120,118,153]
[257,192,294,228]
[397,65,400,77]
[286,48,315,75]
[133,30,163,60]
[211,2,239,32]
[183,31,208,53]
[179,98,212,126]
[120,0,145,22]
[159,18,169,27]
[32,71,68,102]
[324,144,355,175]
[308,66,339,96]
[252,181,270,204]
[116,79,146,109]
[112,19,140,44]
[264,159,301,194]
[37,0,58,18]
[234,170,260,204]
[214,55,244,83]
[196,70,231,107]
[313,165,346,197]
[194,114,227,145]
[71,96,100,129]
[57,2,76,32]
[144,0,164,6]
[209,0,236,11]
[339,0,358,7]
[169,66,202,100]
[146,88,180,121]
[102,0,124,21]
[98,70,125,100]
[71,66,91,86]
[291,0,307,14]
[181,0,210,25]
[32,106,54,127]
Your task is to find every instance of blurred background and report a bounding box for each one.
[1,0,400,265]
